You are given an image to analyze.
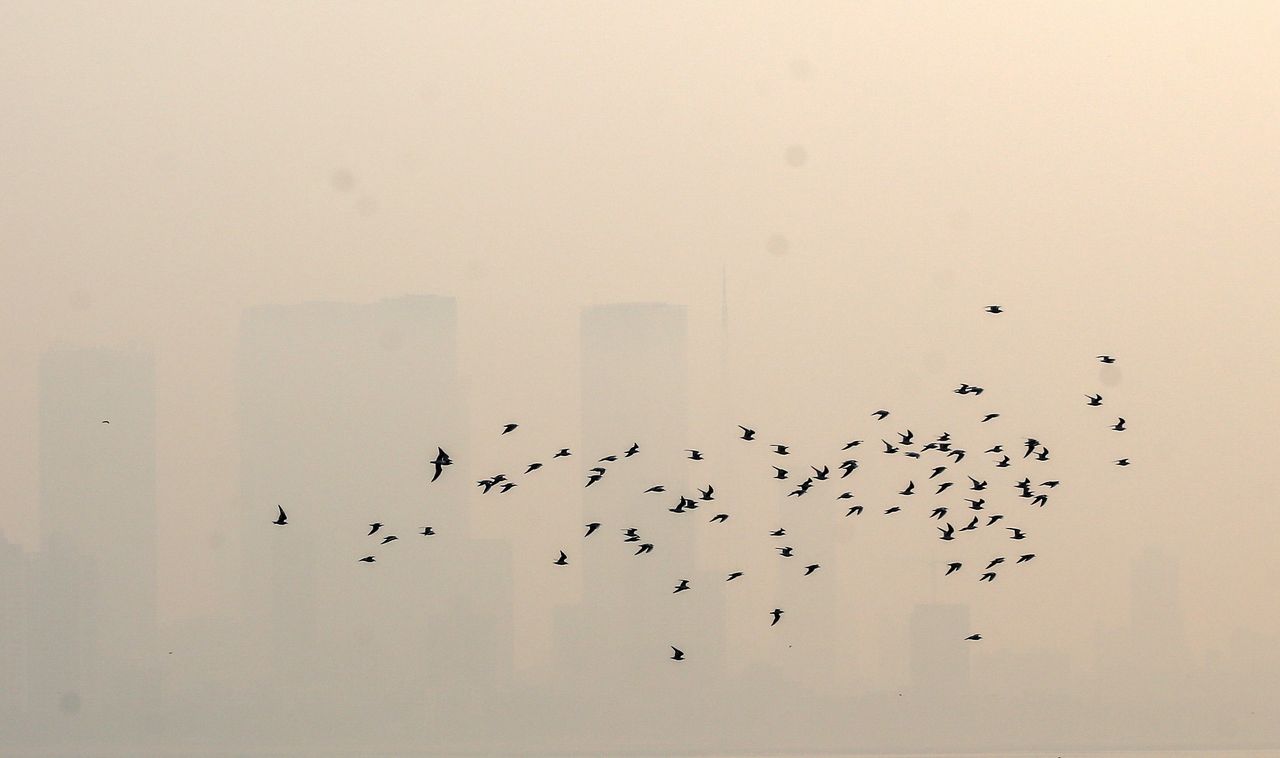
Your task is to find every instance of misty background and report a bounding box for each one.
[2,1,1279,754]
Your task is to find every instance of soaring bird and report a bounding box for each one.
[585,472,604,488]
[936,482,954,494]
[698,485,715,501]
[846,505,864,517]
[710,513,729,523]
[986,445,1003,454]
[898,430,915,445]
[1112,417,1127,432]
[1098,355,1117,363]
[738,426,756,441]
[1086,394,1103,406]
[634,543,654,555]
[1023,438,1040,458]
[645,485,666,493]
[358,556,376,563]
[430,448,453,483]
[673,580,691,594]
[930,507,948,520]
[670,646,685,661]
[553,551,568,565]
[584,523,601,538]
[986,557,1006,570]
[777,546,795,557]
[772,444,790,455]
[871,410,890,420]
[1041,480,1061,488]
[995,455,1011,468]
[1034,448,1050,461]
[812,465,830,480]
[1017,553,1036,563]
[985,305,1003,314]
[726,571,744,581]
[686,449,704,461]
[770,608,785,626]
[501,423,518,435]
[773,467,789,480]
[1115,458,1132,466]
[101,420,110,424]
[380,535,398,545]
[419,526,436,536]
[837,491,856,500]
[1007,527,1028,540]
[770,527,787,536]
[525,462,543,474]
[499,482,517,493]
[960,516,980,532]
[477,479,498,494]
[839,460,859,477]
[803,564,820,576]
[938,523,956,541]
[787,480,813,497]
[966,498,986,510]
[842,440,863,450]
[884,506,901,515]
[946,449,966,463]
[622,528,640,542]
[882,440,899,454]
[553,448,572,458]
[928,466,947,479]
[1031,494,1049,508]
[624,443,640,457]
[945,562,962,576]
[968,477,988,491]
[986,514,1004,526]
[965,633,982,641]
[367,523,383,536]
[899,481,916,496]
[272,505,287,526]
[979,572,996,582]
[981,413,1000,423]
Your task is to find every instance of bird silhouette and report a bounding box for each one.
[1116,458,1131,466]
[986,514,1004,526]
[525,462,543,474]
[803,564,820,576]
[380,535,397,545]
[846,505,864,516]
[777,546,795,557]
[1086,394,1103,406]
[1008,528,1028,540]
[899,481,916,496]
[726,571,744,581]
[871,410,890,420]
[553,551,568,565]
[101,420,110,424]
[842,440,863,450]
[772,444,790,455]
[698,485,715,500]
[898,430,915,445]
[981,413,1000,423]
[499,482,517,493]
[969,477,988,491]
[770,608,784,626]
[928,466,946,479]
[430,448,453,482]
[622,528,640,542]
[738,426,756,441]
[1017,553,1036,563]
[986,557,1005,570]
[945,562,962,576]
[966,498,986,510]
[670,646,685,661]
[272,505,287,526]
[624,443,640,457]
[884,506,901,515]
[938,523,956,540]
[419,527,436,536]
[979,572,996,582]
[686,449,704,460]
[773,467,789,479]
[553,448,572,458]
[710,513,729,523]
[1112,417,1127,432]
[1098,355,1117,363]
[585,472,604,488]
[985,305,1003,314]
[882,440,899,454]
[811,465,830,480]
[839,460,858,477]
[936,482,954,494]
[501,423,518,435]
[960,516,980,532]
[367,523,383,536]
[584,523,601,538]
[358,556,375,563]
[996,455,1011,468]
[598,455,618,463]
[930,507,948,520]
[965,633,982,641]
[634,543,654,555]
[673,579,691,593]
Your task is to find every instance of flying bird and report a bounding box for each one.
[979,572,996,582]
[777,546,795,557]
[698,485,715,501]
[380,535,398,545]
[670,646,685,661]
[1098,355,1117,363]
[846,505,864,516]
[634,543,654,555]
[584,523,601,538]
[986,557,1005,570]
[738,426,756,441]
[871,410,890,420]
[419,527,436,536]
[899,481,916,496]
[585,472,604,488]
[645,485,666,493]
[772,444,790,455]
[1017,553,1036,563]
[770,608,784,626]
[882,440,899,454]
[524,462,543,474]
[802,564,820,576]
[710,513,729,523]
[272,505,287,526]
[553,448,572,458]
[773,467,789,479]
[367,523,383,536]
[430,448,453,482]
[839,460,858,477]
[499,482,517,493]
[501,423,518,435]
[1112,417,1127,432]
[812,465,830,480]
[898,430,915,445]
[726,571,744,581]
[553,551,568,566]
[965,633,982,641]
[624,443,640,457]
[985,305,1003,314]
[945,562,962,576]
[1007,528,1028,540]
[686,449,704,460]
[928,466,946,479]
[358,556,375,563]
[1116,458,1132,466]
[938,523,956,541]
[673,579,691,594]
[1086,394,1103,406]
[981,413,1000,423]
[968,477,988,491]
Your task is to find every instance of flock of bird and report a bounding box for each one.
[268,305,1131,659]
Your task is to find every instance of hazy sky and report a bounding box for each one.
[3,0,1280,707]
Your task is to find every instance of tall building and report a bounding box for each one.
[556,302,725,722]
[909,602,971,697]
[0,533,27,739]
[34,346,158,729]
[236,295,512,732]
